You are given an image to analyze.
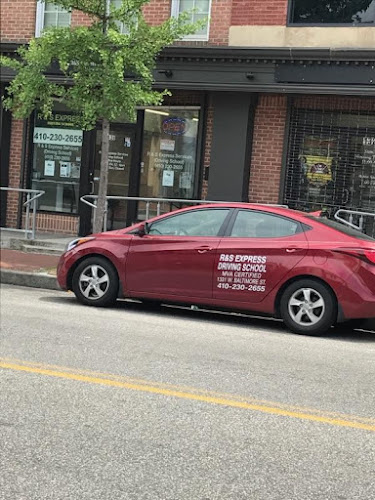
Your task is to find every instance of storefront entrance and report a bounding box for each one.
[26,101,203,235]
[79,106,202,234]
[91,123,137,231]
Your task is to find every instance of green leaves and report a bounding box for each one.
[2,0,201,129]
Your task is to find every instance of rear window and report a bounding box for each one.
[305,216,375,241]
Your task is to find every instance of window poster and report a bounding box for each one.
[32,110,83,213]
[162,170,174,187]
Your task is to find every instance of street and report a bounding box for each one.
[1,284,375,500]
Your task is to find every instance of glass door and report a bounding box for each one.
[93,124,136,230]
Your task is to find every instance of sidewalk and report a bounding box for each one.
[0,248,61,290]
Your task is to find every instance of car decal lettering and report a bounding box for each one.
[217,254,268,293]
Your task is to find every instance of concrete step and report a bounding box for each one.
[9,238,68,253]
[21,244,65,256]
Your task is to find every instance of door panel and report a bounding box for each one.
[214,235,308,303]
[126,207,231,299]
[126,236,220,298]
[214,210,309,304]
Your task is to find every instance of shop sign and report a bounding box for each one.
[33,127,83,146]
[162,117,187,136]
[32,110,83,213]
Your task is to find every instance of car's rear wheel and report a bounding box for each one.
[72,257,118,307]
[280,279,337,336]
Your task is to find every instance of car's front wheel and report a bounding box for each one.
[280,279,337,336]
[72,256,119,307]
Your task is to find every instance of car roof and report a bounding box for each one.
[184,203,303,217]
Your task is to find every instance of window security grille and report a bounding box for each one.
[284,104,375,237]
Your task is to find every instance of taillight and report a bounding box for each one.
[333,247,375,265]
[364,250,375,264]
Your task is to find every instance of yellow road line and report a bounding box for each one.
[2,356,374,426]
[1,358,374,432]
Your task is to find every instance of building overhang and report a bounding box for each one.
[2,42,375,96]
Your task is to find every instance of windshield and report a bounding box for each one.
[305,216,375,242]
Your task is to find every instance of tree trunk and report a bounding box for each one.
[93,118,110,234]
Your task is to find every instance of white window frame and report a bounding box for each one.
[35,0,71,37]
[171,0,211,41]
[110,0,130,34]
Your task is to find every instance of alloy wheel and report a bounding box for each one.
[288,287,325,326]
[78,264,110,300]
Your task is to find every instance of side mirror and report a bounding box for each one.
[135,222,148,237]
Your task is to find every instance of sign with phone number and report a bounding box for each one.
[33,127,83,146]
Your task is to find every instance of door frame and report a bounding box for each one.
[79,121,139,235]
[0,85,11,227]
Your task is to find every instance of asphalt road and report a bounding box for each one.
[1,284,375,500]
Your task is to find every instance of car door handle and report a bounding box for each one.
[286,247,303,253]
[196,246,213,253]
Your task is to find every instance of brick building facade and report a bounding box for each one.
[1,1,375,236]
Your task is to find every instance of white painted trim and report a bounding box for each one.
[171,0,211,42]
[35,0,45,37]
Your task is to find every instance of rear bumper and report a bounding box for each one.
[339,290,375,320]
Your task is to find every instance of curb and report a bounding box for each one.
[0,269,60,291]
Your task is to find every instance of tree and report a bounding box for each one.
[1,0,203,233]
[292,0,372,23]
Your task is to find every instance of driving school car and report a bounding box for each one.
[57,203,375,336]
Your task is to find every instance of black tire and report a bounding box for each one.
[72,256,119,307]
[280,279,337,336]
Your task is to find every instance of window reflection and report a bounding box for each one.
[139,107,200,218]
[290,0,375,24]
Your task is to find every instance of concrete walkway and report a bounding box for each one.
[0,229,70,290]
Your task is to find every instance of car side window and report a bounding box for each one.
[148,209,230,237]
[230,210,301,238]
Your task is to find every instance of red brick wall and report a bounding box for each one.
[209,0,231,45]
[143,0,171,25]
[201,101,214,199]
[0,0,231,44]
[0,1,92,41]
[5,119,24,228]
[231,0,288,25]
[248,94,287,204]
[71,10,93,28]
[26,213,79,234]
[0,0,37,41]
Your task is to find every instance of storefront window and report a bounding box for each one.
[32,110,83,213]
[285,107,375,237]
[139,107,200,217]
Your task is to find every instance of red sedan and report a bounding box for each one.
[57,204,375,336]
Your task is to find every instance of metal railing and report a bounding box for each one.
[0,187,45,240]
[80,194,287,232]
[334,209,375,235]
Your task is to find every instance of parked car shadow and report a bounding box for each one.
[40,294,375,343]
